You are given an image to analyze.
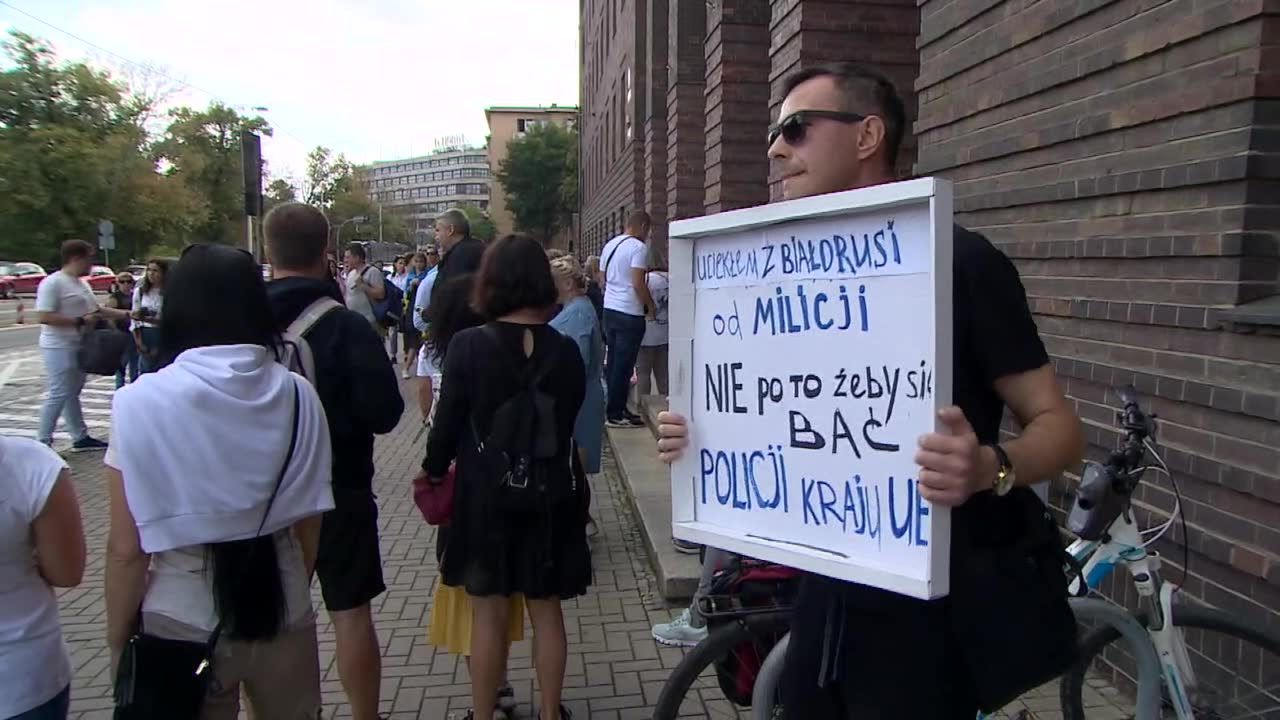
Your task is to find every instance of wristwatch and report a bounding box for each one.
[989,443,1015,496]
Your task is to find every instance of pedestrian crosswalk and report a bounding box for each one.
[0,347,118,447]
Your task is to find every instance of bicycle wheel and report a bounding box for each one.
[1061,604,1280,719]
[652,612,791,720]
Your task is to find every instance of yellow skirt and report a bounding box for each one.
[427,583,526,656]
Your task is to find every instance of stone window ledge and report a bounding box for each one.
[1214,295,1280,333]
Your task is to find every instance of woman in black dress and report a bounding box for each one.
[422,234,590,720]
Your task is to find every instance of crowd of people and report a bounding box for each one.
[2,199,668,720]
[0,61,1083,720]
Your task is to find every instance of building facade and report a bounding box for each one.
[361,147,491,241]
[486,105,579,248]
[582,0,1280,686]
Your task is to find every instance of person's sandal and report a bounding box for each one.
[497,683,517,711]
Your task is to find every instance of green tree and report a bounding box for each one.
[303,146,354,207]
[154,102,271,245]
[495,123,577,244]
[0,31,203,265]
[461,205,498,242]
[263,178,298,213]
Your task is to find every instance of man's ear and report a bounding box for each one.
[856,116,888,162]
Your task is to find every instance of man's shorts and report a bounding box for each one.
[315,490,386,612]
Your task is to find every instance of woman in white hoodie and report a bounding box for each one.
[104,244,335,720]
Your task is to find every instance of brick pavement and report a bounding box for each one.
[49,379,1128,719]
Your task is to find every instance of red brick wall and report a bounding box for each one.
[768,0,921,196]
[666,0,707,226]
[916,0,1280,668]
[580,0,647,258]
[643,0,670,252]
[704,0,772,214]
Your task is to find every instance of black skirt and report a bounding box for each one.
[439,443,592,599]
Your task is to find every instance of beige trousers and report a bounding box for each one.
[143,612,322,720]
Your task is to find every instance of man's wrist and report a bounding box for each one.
[975,444,1000,494]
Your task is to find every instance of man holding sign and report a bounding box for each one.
[656,64,1084,717]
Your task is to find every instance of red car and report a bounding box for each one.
[0,262,46,297]
[85,265,117,292]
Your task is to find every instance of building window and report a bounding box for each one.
[624,66,633,141]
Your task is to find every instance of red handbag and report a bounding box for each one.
[413,464,456,525]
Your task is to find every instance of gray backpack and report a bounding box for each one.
[279,297,342,381]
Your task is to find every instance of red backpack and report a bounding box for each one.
[701,559,801,707]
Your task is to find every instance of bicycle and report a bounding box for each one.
[1059,385,1280,719]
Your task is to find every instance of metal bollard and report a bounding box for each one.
[749,598,1162,720]
[1067,597,1161,720]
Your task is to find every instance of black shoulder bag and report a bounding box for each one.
[113,383,301,720]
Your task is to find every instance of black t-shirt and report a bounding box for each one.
[432,236,485,303]
[832,224,1048,596]
[780,225,1052,715]
[949,224,1049,445]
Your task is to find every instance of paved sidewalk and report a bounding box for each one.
[49,379,1126,719]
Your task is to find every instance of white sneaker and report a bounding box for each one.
[402,368,411,379]
[651,608,708,647]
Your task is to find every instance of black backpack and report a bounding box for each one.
[468,325,572,516]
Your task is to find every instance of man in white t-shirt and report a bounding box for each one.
[35,239,129,451]
[342,243,386,329]
[600,210,657,427]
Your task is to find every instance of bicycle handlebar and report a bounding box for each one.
[1106,384,1156,494]
[1067,384,1160,541]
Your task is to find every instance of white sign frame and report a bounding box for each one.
[667,177,954,600]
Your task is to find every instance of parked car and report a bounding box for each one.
[0,262,47,296]
[85,265,117,292]
[0,262,15,298]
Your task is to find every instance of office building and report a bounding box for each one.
[361,146,491,241]
[582,0,1280,681]
[486,105,579,249]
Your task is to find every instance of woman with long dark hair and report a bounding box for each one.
[421,235,590,720]
[104,244,334,719]
[131,258,169,373]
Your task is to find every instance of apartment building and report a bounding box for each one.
[361,146,491,239]
[486,105,579,248]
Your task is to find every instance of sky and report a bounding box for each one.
[0,0,580,186]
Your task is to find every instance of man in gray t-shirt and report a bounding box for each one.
[342,244,386,330]
[35,240,129,451]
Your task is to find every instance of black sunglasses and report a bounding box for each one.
[767,110,866,147]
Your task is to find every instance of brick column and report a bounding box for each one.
[644,0,670,251]
[666,0,707,224]
[768,0,920,194]
[704,0,771,214]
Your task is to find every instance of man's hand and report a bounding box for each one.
[914,406,993,507]
[656,411,689,464]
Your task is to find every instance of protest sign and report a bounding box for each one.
[667,177,953,599]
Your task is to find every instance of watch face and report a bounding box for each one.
[995,470,1015,496]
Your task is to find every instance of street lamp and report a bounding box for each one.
[334,216,368,254]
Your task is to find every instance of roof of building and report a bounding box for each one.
[484,104,579,116]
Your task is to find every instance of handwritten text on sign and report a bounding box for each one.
[691,207,938,580]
